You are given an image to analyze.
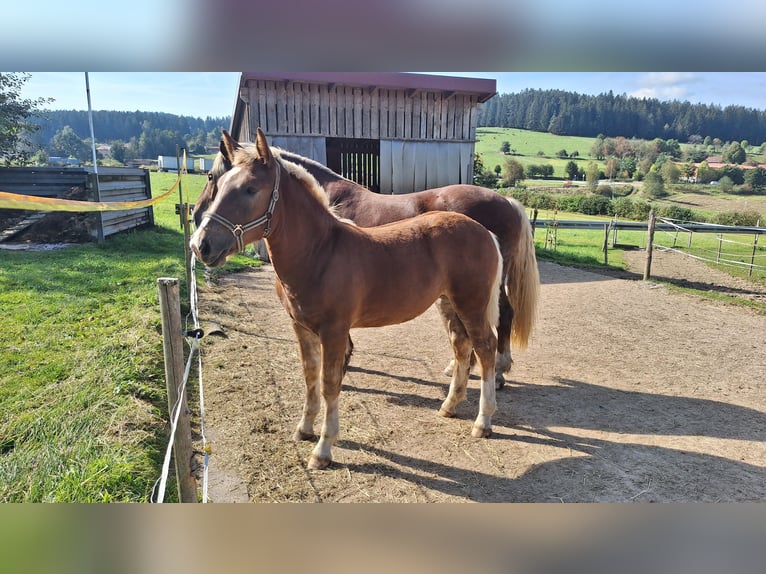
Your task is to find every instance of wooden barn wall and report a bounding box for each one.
[379,141,474,194]
[244,80,480,142]
[0,167,152,240]
[268,135,327,165]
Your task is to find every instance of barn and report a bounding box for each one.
[230,72,496,193]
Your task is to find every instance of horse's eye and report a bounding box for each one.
[246,187,257,196]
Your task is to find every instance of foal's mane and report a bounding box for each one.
[274,147,357,185]
[232,143,332,211]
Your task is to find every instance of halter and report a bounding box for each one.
[201,159,281,253]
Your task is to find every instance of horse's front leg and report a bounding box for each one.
[291,321,322,441]
[308,331,349,470]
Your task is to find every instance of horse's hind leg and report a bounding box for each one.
[436,297,472,418]
[494,289,514,389]
[438,298,475,377]
[291,321,322,441]
[467,323,497,438]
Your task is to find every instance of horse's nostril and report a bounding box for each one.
[199,238,210,259]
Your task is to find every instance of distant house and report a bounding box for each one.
[702,156,766,170]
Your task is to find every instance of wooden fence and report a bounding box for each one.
[0,166,153,241]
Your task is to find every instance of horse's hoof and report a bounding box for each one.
[443,362,454,377]
[471,425,492,438]
[293,429,315,442]
[438,407,456,418]
[308,455,332,470]
[495,376,506,391]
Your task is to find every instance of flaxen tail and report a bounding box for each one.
[506,199,540,350]
[485,233,503,333]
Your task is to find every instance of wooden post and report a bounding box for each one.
[177,147,193,291]
[603,223,609,266]
[749,232,759,277]
[643,210,656,280]
[716,235,722,263]
[157,277,198,503]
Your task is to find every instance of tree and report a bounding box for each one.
[50,125,89,161]
[660,161,680,185]
[722,141,746,164]
[500,141,510,154]
[473,153,497,187]
[605,157,619,180]
[110,140,128,164]
[620,156,637,179]
[717,175,734,193]
[590,137,605,160]
[555,149,568,159]
[681,162,697,181]
[0,73,52,165]
[565,160,579,180]
[502,157,525,187]
[585,161,600,192]
[52,126,90,161]
[642,170,666,199]
[744,167,766,192]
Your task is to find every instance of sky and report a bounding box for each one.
[18,72,766,120]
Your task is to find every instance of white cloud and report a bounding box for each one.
[630,73,701,102]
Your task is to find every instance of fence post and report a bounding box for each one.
[750,232,759,277]
[177,147,193,291]
[603,223,609,265]
[643,210,656,280]
[716,235,723,263]
[157,277,198,503]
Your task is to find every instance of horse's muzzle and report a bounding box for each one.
[190,231,230,268]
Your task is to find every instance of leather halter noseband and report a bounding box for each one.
[201,159,281,253]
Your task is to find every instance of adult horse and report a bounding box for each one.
[190,128,503,470]
[194,132,540,388]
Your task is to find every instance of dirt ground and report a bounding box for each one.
[194,251,766,502]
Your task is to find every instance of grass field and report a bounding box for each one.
[476,127,766,181]
[0,171,261,502]
[476,127,602,179]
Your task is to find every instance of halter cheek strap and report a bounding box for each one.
[201,159,281,253]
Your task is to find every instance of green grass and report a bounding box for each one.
[530,210,766,312]
[476,127,766,182]
[477,127,600,179]
[0,171,260,502]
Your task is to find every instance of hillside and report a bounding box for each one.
[475,127,766,181]
[478,88,766,144]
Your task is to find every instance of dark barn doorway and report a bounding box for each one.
[326,137,380,193]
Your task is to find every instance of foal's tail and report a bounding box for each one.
[506,199,540,350]
[486,234,503,333]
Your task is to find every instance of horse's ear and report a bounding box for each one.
[255,127,273,165]
[218,139,233,170]
[220,129,239,166]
